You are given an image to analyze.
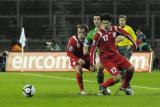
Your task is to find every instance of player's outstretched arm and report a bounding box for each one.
[129,26,137,42]
[90,32,100,66]
[116,26,137,49]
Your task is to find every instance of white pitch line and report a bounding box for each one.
[21,73,95,83]
[20,73,160,91]
[130,85,160,91]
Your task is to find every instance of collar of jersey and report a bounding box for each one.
[102,26,112,32]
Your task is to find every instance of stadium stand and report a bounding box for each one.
[0,0,159,56]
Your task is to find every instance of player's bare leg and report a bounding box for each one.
[74,65,86,95]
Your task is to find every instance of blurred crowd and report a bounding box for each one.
[136,27,152,52]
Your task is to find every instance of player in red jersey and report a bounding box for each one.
[67,25,90,95]
[90,14,137,95]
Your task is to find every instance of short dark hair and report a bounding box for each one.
[119,15,126,19]
[93,14,101,17]
[101,14,113,22]
[76,24,89,32]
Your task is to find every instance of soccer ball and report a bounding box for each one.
[23,84,36,97]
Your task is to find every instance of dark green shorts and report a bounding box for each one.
[118,46,132,60]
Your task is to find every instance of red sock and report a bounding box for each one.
[76,73,84,91]
[101,77,116,88]
[121,71,134,88]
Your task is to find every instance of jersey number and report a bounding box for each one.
[102,35,108,41]
[110,67,118,74]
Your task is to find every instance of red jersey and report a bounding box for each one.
[90,25,137,65]
[67,35,89,62]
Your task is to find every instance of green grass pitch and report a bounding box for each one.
[0,70,160,107]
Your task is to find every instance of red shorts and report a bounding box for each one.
[100,54,132,76]
[70,58,90,70]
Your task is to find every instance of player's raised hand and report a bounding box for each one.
[78,58,85,66]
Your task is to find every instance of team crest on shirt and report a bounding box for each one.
[113,32,116,37]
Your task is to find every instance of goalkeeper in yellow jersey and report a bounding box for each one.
[116,15,137,88]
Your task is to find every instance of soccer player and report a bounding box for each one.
[83,15,109,94]
[90,14,137,95]
[117,15,137,86]
[83,15,101,55]
[67,25,90,95]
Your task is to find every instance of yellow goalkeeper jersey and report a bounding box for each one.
[117,25,137,46]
